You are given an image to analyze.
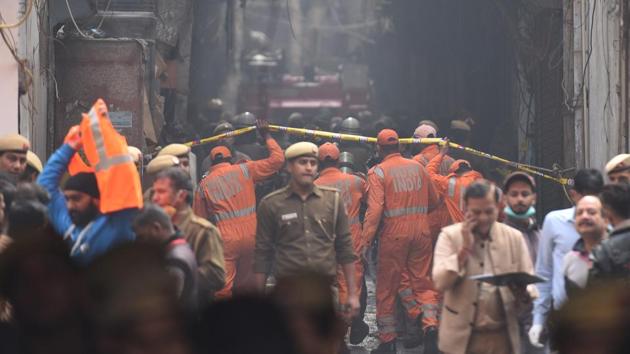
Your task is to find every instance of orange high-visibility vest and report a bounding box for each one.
[74,99,143,213]
[68,152,94,175]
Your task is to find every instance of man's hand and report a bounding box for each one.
[64,125,82,150]
[346,293,360,319]
[528,324,544,348]
[439,138,450,156]
[256,117,271,138]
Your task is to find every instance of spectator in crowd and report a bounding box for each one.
[85,244,194,354]
[133,204,199,311]
[563,196,607,296]
[37,125,139,265]
[589,183,630,280]
[529,169,603,348]
[196,295,298,354]
[503,172,540,265]
[152,167,225,303]
[0,231,88,354]
[433,180,535,354]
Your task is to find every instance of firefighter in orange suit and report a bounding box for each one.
[362,129,440,354]
[193,118,284,298]
[314,142,369,344]
[411,122,454,175]
[426,141,483,224]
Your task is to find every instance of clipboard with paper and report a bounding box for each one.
[469,272,547,286]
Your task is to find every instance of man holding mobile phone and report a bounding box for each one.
[433,180,535,354]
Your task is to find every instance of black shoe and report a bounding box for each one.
[349,319,370,345]
[423,326,439,354]
[402,315,423,349]
[370,340,396,354]
[403,332,423,349]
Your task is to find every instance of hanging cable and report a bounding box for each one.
[0,0,33,29]
[65,0,90,38]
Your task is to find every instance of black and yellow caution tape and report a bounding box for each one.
[182,124,572,186]
[184,126,257,147]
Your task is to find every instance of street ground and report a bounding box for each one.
[350,276,423,354]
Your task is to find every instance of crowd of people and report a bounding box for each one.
[0,102,630,354]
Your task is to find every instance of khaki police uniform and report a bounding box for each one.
[174,207,226,302]
[254,141,357,278]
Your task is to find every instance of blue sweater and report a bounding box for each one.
[37,144,136,265]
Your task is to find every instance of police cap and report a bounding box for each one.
[605,154,630,174]
[285,142,318,160]
[0,133,30,153]
[157,144,190,158]
[26,151,43,173]
[146,155,180,175]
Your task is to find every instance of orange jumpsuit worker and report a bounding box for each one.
[193,119,284,298]
[314,142,369,344]
[362,129,440,354]
[411,122,454,175]
[426,142,483,225]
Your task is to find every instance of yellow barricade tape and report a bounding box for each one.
[182,124,572,186]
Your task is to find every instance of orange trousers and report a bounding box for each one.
[336,259,364,306]
[214,225,256,299]
[376,232,439,342]
[337,223,365,306]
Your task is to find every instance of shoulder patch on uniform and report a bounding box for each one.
[260,186,289,201]
[317,185,341,194]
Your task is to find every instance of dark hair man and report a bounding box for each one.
[152,167,225,303]
[133,204,198,310]
[529,168,604,348]
[433,180,535,354]
[589,183,630,280]
[503,172,539,264]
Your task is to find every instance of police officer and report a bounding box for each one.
[158,144,191,175]
[339,117,372,174]
[254,142,360,317]
[20,151,43,182]
[0,133,30,177]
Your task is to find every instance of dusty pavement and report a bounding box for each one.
[349,276,424,354]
